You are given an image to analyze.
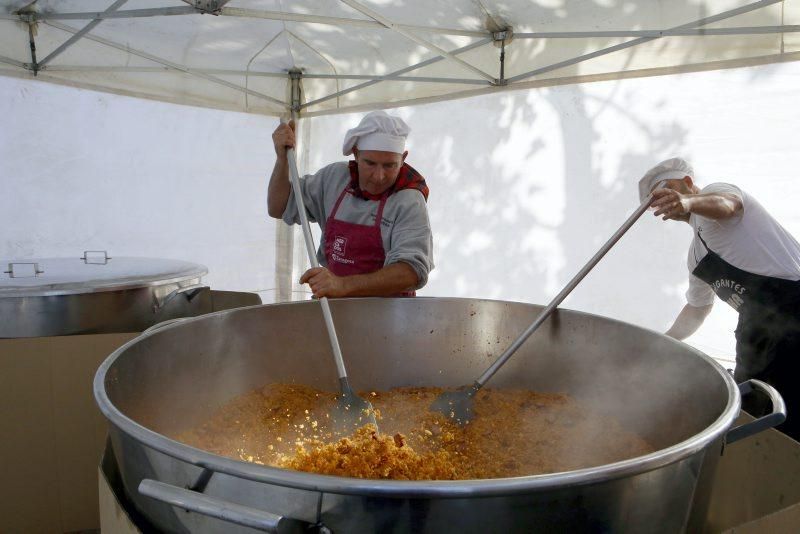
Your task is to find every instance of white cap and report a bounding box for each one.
[342,110,410,156]
[638,157,694,202]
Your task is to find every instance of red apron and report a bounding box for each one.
[323,186,415,297]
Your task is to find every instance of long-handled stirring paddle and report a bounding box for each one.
[431,192,659,424]
[282,117,378,434]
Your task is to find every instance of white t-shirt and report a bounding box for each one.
[686,183,800,307]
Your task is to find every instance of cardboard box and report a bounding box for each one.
[0,332,138,533]
[705,415,800,533]
[0,290,260,533]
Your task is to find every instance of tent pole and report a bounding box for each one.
[275,70,306,302]
[180,1,232,15]
[16,6,39,75]
[493,29,511,86]
[499,39,505,84]
[290,71,311,301]
[26,22,38,76]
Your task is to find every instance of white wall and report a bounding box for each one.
[304,62,800,366]
[3,62,800,366]
[0,77,281,303]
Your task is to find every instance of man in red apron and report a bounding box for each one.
[268,111,433,298]
[640,157,800,441]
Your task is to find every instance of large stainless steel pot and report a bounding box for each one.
[94,298,785,533]
[1,253,211,337]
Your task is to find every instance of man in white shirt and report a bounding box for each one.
[640,157,800,441]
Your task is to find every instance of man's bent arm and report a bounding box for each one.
[342,262,419,297]
[665,303,713,340]
[267,155,291,218]
[687,193,742,220]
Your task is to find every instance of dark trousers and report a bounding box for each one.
[735,314,800,442]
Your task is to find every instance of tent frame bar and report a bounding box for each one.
[42,19,288,111]
[301,74,488,84]
[338,0,497,83]
[38,0,129,69]
[300,38,493,110]
[223,7,487,37]
[1,0,795,114]
[3,6,488,38]
[514,26,800,38]
[6,7,196,22]
[300,49,800,118]
[5,5,797,40]
[38,65,490,85]
[0,55,26,69]
[9,7,796,40]
[299,0,786,109]
[508,0,785,83]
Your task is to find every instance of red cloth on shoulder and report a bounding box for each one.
[347,160,429,202]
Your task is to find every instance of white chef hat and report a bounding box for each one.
[342,110,410,156]
[638,157,694,202]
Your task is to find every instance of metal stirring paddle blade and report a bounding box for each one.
[431,192,658,424]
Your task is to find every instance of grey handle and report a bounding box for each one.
[138,479,307,533]
[475,193,655,388]
[283,117,349,383]
[81,250,111,264]
[153,283,208,311]
[4,262,44,278]
[725,379,787,444]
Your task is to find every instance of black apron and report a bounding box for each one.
[692,230,800,440]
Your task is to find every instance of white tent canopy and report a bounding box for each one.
[1,0,799,117]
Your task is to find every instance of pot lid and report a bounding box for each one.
[0,253,208,297]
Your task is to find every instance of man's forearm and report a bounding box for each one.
[341,262,419,297]
[665,303,713,340]
[687,193,742,220]
[267,155,291,218]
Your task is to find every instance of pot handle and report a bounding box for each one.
[725,379,787,445]
[81,250,111,264]
[153,283,209,312]
[138,479,309,533]
[4,262,44,278]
